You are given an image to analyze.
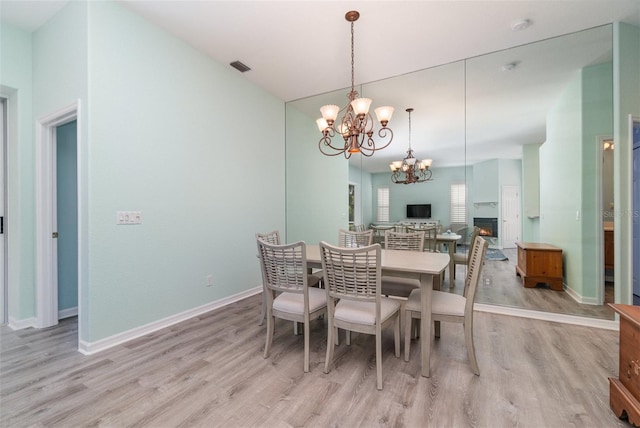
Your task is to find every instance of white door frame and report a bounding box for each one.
[596,135,614,306]
[35,101,79,328]
[500,185,521,249]
[0,97,6,324]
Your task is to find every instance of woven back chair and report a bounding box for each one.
[257,239,327,373]
[452,226,480,279]
[404,236,488,375]
[320,241,400,390]
[380,230,426,297]
[384,230,425,252]
[338,228,374,248]
[353,224,366,232]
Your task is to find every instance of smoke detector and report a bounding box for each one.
[511,19,532,31]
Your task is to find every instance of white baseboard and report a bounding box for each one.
[475,303,618,331]
[8,316,37,330]
[59,307,78,320]
[78,286,262,355]
[563,285,599,305]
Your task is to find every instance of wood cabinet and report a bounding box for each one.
[609,304,640,427]
[515,242,563,291]
[604,223,614,270]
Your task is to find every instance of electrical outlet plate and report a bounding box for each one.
[116,211,142,225]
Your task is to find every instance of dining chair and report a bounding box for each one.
[353,224,366,232]
[320,241,400,390]
[403,236,488,375]
[338,228,374,248]
[257,239,328,373]
[380,230,425,298]
[256,231,321,326]
[452,226,480,279]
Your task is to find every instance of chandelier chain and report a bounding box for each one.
[350,20,355,92]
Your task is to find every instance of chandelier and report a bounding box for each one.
[390,108,433,184]
[316,11,394,158]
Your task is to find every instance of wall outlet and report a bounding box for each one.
[206,275,213,286]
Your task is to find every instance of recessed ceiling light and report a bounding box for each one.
[511,19,532,31]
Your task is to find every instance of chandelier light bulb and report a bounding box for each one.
[320,104,340,122]
[351,98,372,116]
[316,118,329,132]
[375,106,394,126]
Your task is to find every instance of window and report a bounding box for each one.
[377,187,389,222]
[450,183,467,223]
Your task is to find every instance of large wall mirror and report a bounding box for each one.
[286,24,620,321]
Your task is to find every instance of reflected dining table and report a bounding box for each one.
[436,233,462,283]
[305,244,450,377]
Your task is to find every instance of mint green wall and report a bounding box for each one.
[540,74,583,295]
[0,24,33,320]
[56,121,78,312]
[32,0,90,335]
[540,61,613,301]
[285,104,347,245]
[522,144,541,241]
[348,162,373,227]
[371,166,467,226]
[86,1,284,341]
[613,22,640,305]
[581,62,613,301]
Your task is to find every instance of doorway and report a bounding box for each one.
[501,185,520,249]
[35,102,80,330]
[1,97,7,324]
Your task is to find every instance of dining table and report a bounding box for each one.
[305,244,450,377]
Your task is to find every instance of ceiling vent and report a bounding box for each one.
[230,61,251,73]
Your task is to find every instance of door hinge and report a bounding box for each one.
[52,232,58,239]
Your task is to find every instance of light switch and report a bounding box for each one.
[116,211,142,225]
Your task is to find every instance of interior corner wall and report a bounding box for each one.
[613,22,640,305]
[285,104,347,245]
[0,23,33,322]
[348,162,373,228]
[522,144,540,241]
[540,74,583,296]
[581,61,613,302]
[85,1,285,342]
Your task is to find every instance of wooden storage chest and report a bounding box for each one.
[609,304,640,427]
[515,242,563,291]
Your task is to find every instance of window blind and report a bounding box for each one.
[377,187,389,222]
[450,183,467,223]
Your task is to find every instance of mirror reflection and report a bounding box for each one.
[286,24,615,320]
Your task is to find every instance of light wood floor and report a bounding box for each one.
[0,294,630,427]
[447,247,616,320]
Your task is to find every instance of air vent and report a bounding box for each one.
[230,61,251,73]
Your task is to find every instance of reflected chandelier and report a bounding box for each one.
[316,11,394,158]
[390,108,433,184]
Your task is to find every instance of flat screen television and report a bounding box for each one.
[406,204,431,219]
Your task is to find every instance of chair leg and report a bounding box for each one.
[434,320,441,338]
[258,288,267,326]
[264,314,274,359]
[394,314,400,358]
[324,319,335,374]
[346,330,351,346]
[464,321,480,376]
[303,320,310,373]
[404,311,412,362]
[375,326,383,390]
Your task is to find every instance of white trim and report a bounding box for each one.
[59,306,78,320]
[562,284,600,305]
[35,101,79,329]
[475,303,618,331]
[7,316,37,330]
[78,287,262,355]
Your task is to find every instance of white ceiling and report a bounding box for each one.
[2,1,639,172]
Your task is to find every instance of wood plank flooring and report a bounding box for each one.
[449,247,616,320]
[0,294,630,427]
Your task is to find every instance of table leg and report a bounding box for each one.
[448,244,455,286]
[420,272,435,377]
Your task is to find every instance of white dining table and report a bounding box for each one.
[305,244,450,377]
